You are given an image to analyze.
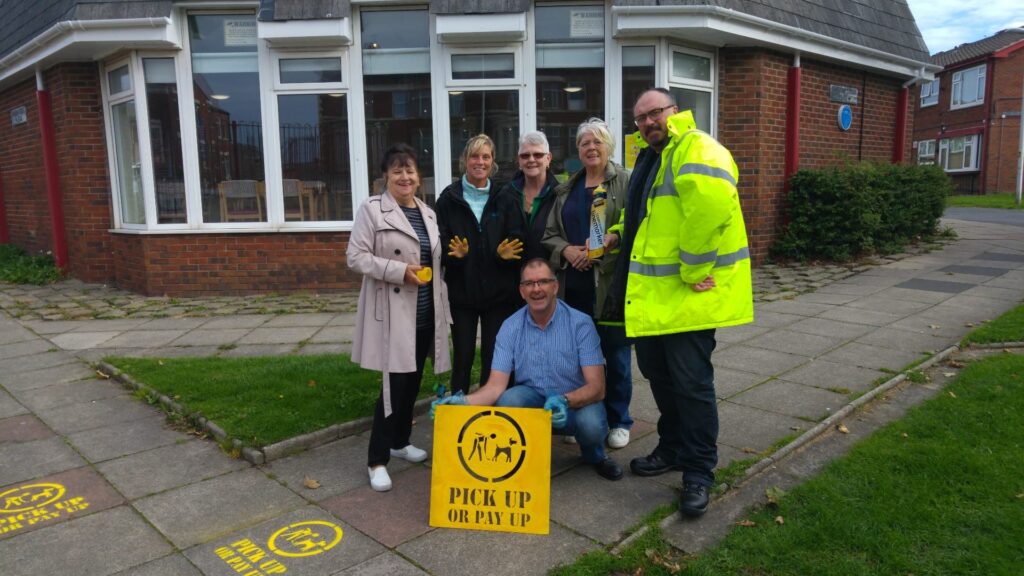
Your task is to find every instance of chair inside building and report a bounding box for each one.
[218,179,263,222]
[282,178,306,221]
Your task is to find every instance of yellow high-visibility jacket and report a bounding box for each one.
[624,111,753,337]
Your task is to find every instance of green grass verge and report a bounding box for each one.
[106,353,470,446]
[946,192,1024,209]
[961,303,1024,346]
[0,243,63,284]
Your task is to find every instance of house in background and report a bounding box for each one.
[912,28,1024,195]
[0,0,936,296]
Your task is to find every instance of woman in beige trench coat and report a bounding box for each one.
[348,144,452,492]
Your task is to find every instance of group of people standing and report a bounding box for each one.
[347,88,753,519]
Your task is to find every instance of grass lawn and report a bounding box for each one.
[106,353,473,447]
[961,303,1024,345]
[946,193,1023,209]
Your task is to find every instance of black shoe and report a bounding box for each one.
[680,482,709,517]
[629,453,684,477]
[593,458,623,481]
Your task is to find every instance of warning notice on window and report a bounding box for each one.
[430,406,551,535]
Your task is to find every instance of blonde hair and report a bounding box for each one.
[575,117,615,156]
[459,134,499,177]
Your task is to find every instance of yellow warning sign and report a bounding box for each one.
[430,405,551,534]
[624,132,642,170]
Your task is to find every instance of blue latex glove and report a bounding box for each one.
[430,391,467,419]
[544,395,569,428]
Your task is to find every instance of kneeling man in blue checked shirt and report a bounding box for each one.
[432,258,624,481]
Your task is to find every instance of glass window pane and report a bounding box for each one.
[108,65,132,94]
[361,10,429,50]
[279,58,342,84]
[111,101,144,224]
[672,51,711,82]
[144,58,186,224]
[536,5,604,43]
[451,54,514,80]
[622,46,655,167]
[536,66,604,178]
[278,94,352,221]
[189,13,265,223]
[449,90,519,183]
[669,87,712,133]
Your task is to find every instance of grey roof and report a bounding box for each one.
[431,0,531,14]
[259,0,350,21]
[612,0,930,62]
[931,28,1024,68]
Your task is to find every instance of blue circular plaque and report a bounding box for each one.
[837,105,853,131]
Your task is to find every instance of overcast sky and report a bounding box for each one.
[905,0,1024,54]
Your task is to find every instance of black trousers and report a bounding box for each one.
[449,303,519,394]
[367,326,431,467]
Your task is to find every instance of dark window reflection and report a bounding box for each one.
[622,46,655,168]
[449,90,519,184]
[144,58,186,224]
[278,94,352,221]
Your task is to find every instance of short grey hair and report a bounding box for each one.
[518,130,550,154]
[575,117,615,156]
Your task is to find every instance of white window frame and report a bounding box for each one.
[916,139,936,165]
[666,43,716,137]
[271,49,348,92]
[950,64,985,110]
[938,134,979,172]
[444,44,522,87]
[919,79,939,107]
[101,57,150,230]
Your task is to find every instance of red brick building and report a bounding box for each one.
[912,29,1024,195]
[0,0,937,295]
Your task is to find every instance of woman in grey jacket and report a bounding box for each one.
[542,118,633,449]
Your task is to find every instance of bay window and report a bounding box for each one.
[951,65,985,109]
[938,135,979,172]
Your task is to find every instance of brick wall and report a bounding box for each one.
[986,49,1024,193]
[0,76,51,254]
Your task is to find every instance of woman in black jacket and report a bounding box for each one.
[500,131,560,261]
[436,134,526,394]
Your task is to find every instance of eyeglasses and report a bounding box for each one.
[519,278,557,288]
[633,105,676,127]
[518,152,548,160]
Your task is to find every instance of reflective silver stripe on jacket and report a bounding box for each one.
[679,248,718,265]
[629,246,750,276]
[677,163,737,186]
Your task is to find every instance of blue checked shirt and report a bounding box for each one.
[491,300,605,397]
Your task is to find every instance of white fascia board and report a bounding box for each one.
[612,6,941,80]
[258,18,352,48]
[0,18,177,86]
[436,13,526,44]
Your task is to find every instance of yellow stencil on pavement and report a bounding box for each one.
[0,483,65,513]
[267,520,343,558]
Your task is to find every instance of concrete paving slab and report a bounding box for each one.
[133,468,304,549]
[0,362,94,391]
[0,415,54,444]
[0,326,35,345]
[184,506,385,576]
[134,317,210,331]
[261,435,390,502]
[784,317,874,340]
[75,347,147,362]
[97,440,249,500]
[100,329,189,349]
[111,553,203,576]
[0,437,87,488]
[550,462,677,544]
[714,367,767,399]
[238,327,319,345]
[0,340,54,361]
[745,329,846,357]
[49,331,122,350]
[20,320,86,335]
[333,552,429,575]
[264,313,337,327]
[729,379,846,421]
[714,323,770,345]
[170,329,250,347]
[66,415,184,463]
[297,343,350,356]
[817,342,927,372]
[938,264,1010,277]
[326,314,356,326]
[11,378,124,412]
[140,345,222,358]
[813,281,888,296]
[35,395,157,436]
[815,305,906,326]
[717,402,805,453]
[713,345,810,377]
[790,291,860,305]
[397,521,598,576]
[0,389,27,419]
[756,300,835,317]
[0,505,173,576]
[887,312,974,338]
[854,326,954,354]
[0,466,124,541]
[962,284,1024,302]
[320,466,432,548]
[843,294,936,316]
[309,325,355,343]
[870,286,954,304]
[199,315,272,329]
[220,344,297,357]
[68,319,150,333]
[939,294,1018,318]
[778,359,886,394]
[748,310,804,329]
[894,278,974,294]
[971,250,1024,263]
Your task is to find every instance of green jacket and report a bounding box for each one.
[625,110,753,337]
[542,161,630,322]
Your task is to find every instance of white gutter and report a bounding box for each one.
[612,5,941,79]
[0,18,174,85]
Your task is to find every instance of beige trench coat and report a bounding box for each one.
[347,192,452,416]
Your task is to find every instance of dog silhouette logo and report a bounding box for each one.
[456,410,527,482]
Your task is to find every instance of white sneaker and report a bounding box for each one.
[607,428,630,449]
[368,466,392,492]
[562,435,577,444]
[390,444,428,463]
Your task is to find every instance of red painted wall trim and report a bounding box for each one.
[893,87,909,163]
[0,168,9,243]
[784,65,801,185]
[36,88,69,270]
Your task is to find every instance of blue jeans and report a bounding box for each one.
[596,324,633,430]
[495,385,609,464]
[635,329,718,487]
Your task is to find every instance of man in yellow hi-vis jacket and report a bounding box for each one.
[602,88,753,517]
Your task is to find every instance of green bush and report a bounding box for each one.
[772,163,950,262]
[0,244,63,284]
